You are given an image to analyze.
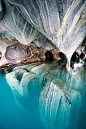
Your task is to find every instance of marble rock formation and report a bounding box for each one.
[9,0,86,71]
[71,43,86,70]
[1,41,68,70]
[50,49,61,60]
[5,45,29,61]
[0,0,85,71]
[0,0,53,50]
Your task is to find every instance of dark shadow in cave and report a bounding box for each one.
[59,52,66,60]
[71,52,80,63]
[15,72,23,82]
[0,0,5,20]
[45,51,54,62]
[80,53,85,60]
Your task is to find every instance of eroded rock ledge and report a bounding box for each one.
[0,43,65,71]
[0,37,86,72]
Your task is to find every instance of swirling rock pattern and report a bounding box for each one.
[9,0,86,58]
[0,0,53,49]
[0,0,86,70]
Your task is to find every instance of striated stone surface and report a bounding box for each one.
[9,0,86,62]
[21,55,41,64]
[0,0,85,71]
[0,0,85,70]
[0,0,53,49]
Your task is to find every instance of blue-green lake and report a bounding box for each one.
[0,62,86,129]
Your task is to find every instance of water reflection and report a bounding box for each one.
[5,61,86,129]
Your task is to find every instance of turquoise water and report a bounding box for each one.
[0,75,44,129]
[0,62,86,129]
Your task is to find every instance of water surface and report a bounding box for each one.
[0,61,86,129]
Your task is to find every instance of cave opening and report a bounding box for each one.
[45,51,54,62]
[71,52,80,63]
[59,52,66,60]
